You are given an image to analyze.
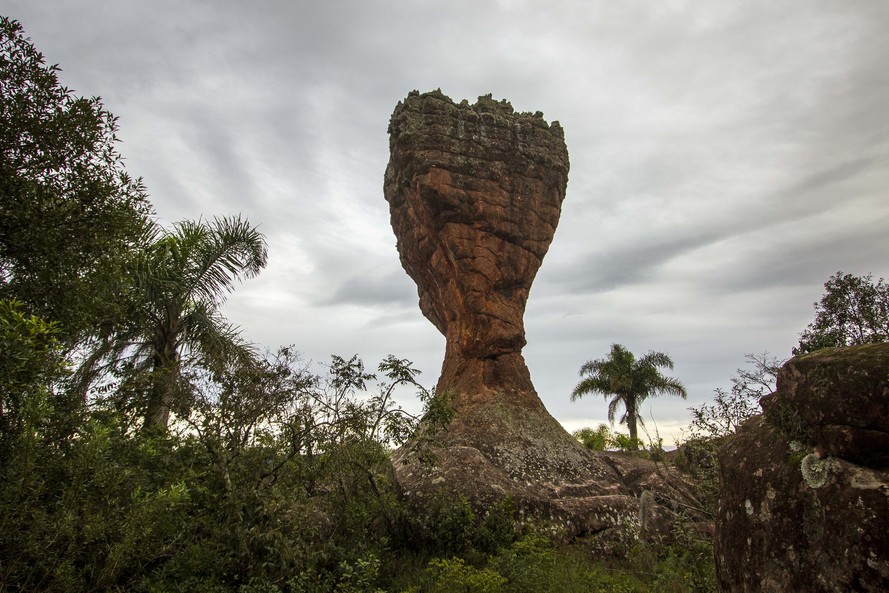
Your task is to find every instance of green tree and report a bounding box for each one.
[795,272,889,354]
[0,299,67,463]
[0,17,151,341]
[79,216,268,429]
[570,344,686,449]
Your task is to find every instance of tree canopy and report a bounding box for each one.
[795,272,889,354]
[571,343,686,448]
[0,16,151,341]
[77,216,269,429]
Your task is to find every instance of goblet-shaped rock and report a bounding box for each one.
[384,91,699,543]
[384,90,568,413]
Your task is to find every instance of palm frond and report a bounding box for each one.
[75,215,266,428]
[571,343,686,441]
[571,375,609,401]
[607,396,621,424]
[639,350,674,370]
[181,302,257,375]
[653,377,687,398]
[185,216,268,305]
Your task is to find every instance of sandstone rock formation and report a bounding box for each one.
[384,90,700,543]
[384,90,568,413]
[716,343,889,593]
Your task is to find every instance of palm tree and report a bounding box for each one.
[571,344,686,448]
[78,216,268,430]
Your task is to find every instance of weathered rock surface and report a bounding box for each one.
[763,344,889,466]
[384,90,700,543]
[716,343,889,593]
[384,89,568,398]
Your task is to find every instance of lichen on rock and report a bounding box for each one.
[800,453,833,489]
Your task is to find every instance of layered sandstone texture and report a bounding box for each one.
[716,343,889,593]
[384,90,569,412]
[384,90,701,542]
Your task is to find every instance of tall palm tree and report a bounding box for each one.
[571,344,686,448]
[78,216,268,430]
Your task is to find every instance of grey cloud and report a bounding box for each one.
[780,155,883,201]
[323,270,416,308]
[550,230,724,293]
[719,217,889,295]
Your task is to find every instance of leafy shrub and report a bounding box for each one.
[0,299,67,460]
[403,494,519,562]
[795,271,889,354]
[609,431,641,452]
[492,536,591,593]
[0,351,444,593]
[573,423,612,450]
[419,557,507,593]
[401,528,717,593]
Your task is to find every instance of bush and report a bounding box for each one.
[0,299,68,459]
[573,423,612,450]
[403,494,519,562]
[795,271,889,354]
[0,351,446,593]
[401,528,717,593]
[676,353,780,514]
[419,557,507,593]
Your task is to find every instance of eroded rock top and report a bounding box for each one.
[387,89,568,186]
[763,342,889,466]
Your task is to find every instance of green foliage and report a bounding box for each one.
[762,394,811,443]
[571,344,686,448]
[626,519,717,593]
[402,530,717,593]
[77,215,268,429]
[0,17,151,341]
[676,353,780,515]
[795,271,889,354]
[573,423,612,450]
[492,536,586,593]
[404,494,519,563]
[0,415,193,593]
[608,432,641,453]
[421,557,507,593]
[0,348,447,593]
[572,424,667,458]
[0,299,67,453]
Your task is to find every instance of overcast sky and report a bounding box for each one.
[8,1,889,442]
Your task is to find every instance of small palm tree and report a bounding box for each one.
[571,343,686,449]
[79,216,268,429]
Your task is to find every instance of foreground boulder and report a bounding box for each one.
[716,343,889,592]
[384,90,701,544]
